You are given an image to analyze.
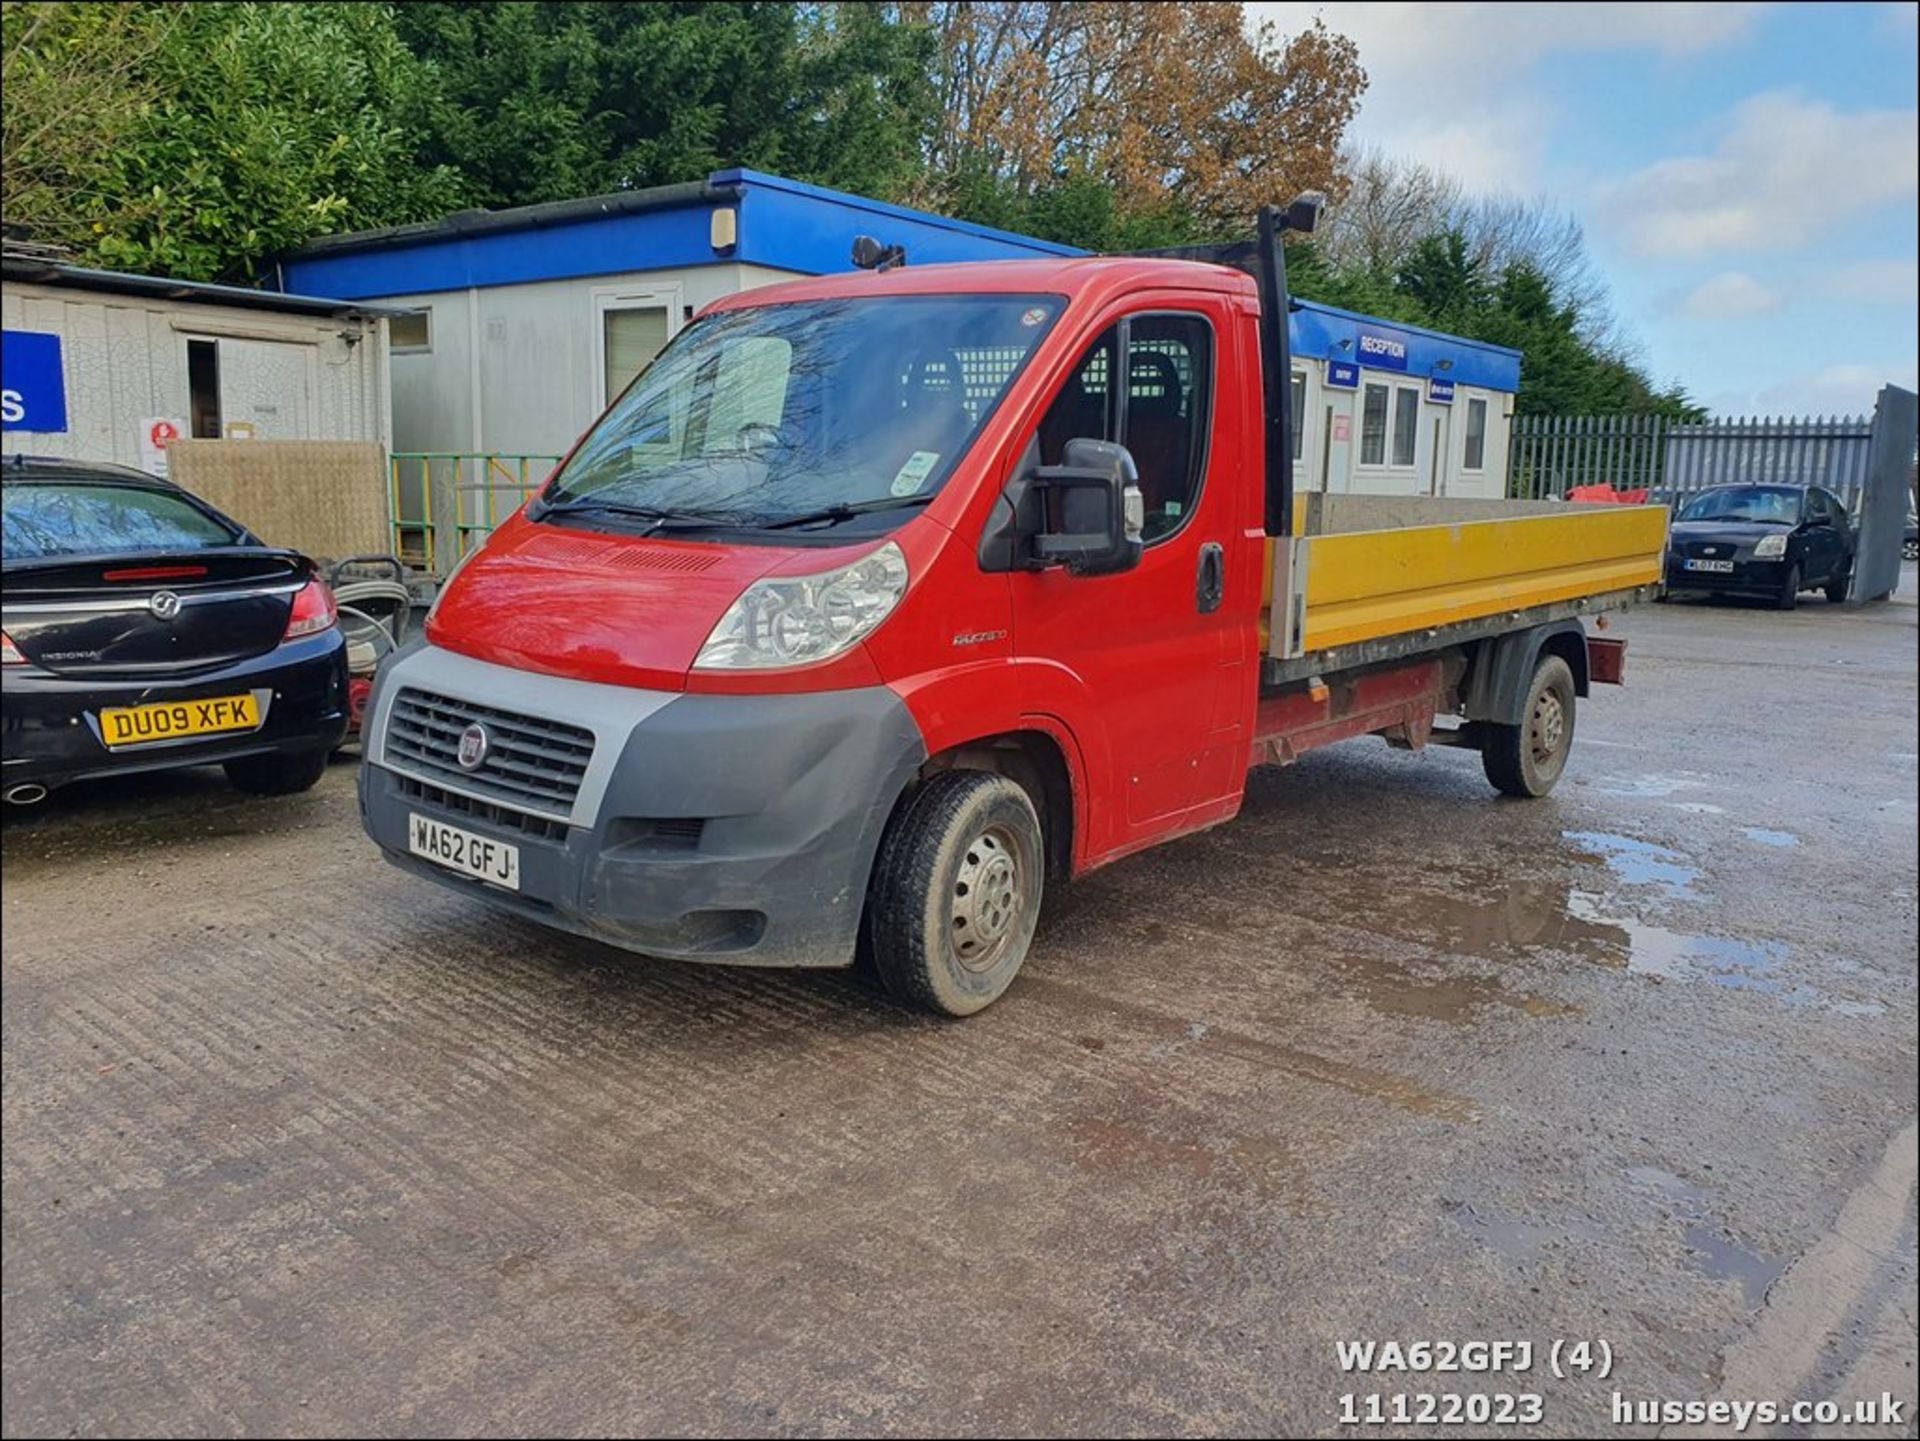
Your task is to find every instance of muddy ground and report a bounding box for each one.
[4,581,1916,1438]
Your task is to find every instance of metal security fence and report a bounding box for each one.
[389,453,561,573]
[1510,414,1874,511]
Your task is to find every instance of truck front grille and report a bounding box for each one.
[394,774,571,843]
[386,687,594,820]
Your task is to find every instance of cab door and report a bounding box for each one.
[1007,299,1248,856]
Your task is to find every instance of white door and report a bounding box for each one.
[216,337,315,438]
[1428,404,1452,496]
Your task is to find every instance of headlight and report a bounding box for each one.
[1753,534,1788,559]
[695,542,908,670]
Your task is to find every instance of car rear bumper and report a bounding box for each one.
[1,630,349,790]
[359,643,927,969]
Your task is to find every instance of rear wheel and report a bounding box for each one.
[865,770,1044,1017]
[1481,654,1576,799]
[1773,564,1801,610]
[224,747,330,796]
[1824,564,1851,603]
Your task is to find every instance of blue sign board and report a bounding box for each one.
[1355,324,1410,372]
[1326,359,1360,390]
[2,330,68,433]
[1428,377,1456,404]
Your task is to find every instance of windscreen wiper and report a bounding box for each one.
[533,497,750,532]
[755,494,936,531]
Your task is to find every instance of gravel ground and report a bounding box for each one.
[4,576,1915,1438]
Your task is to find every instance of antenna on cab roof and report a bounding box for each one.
[851,235,908,272]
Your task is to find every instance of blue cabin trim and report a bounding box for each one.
[279,169,1520,394]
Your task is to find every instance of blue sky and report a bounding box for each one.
[1248,2,1919,416]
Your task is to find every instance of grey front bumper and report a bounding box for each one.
[359,644,926,969]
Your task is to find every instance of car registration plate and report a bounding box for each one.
[98,692,261,748]
[409,813,520,891]
[1684,558,1736,573]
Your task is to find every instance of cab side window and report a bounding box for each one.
[1036,314,1213,543]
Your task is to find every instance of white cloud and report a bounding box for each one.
[1824,257,1920,306]
[1732,362,1919,417]
[1678,271,1783,318]
[1601,90,1919,257]
[1245,3,1771,189]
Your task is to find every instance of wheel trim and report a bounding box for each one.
[1528,687,1566,766]
[950,824,1025,973]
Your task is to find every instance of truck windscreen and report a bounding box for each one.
[541,294,1064,529]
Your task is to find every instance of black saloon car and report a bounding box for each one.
[1663,483,1855,608]
[2,455,348,805]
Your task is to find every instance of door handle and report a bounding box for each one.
[1196,542,1225,614]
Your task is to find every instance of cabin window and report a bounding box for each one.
[1291,371,1307,460]
[1392,385,1420,467]
[1464,397,1488,471]
[1360,383,1389,466]
[390,310,431,353]
[1037,312,1214,543]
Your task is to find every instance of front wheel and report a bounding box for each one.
[1773,564,1801,610]
[1481,653,1576,798]
[224,747,330,796]
[865,770,1045,1017]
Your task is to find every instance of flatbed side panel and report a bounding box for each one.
[1294,506,1667,653]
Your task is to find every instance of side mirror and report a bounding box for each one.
[1029,438,1144,576]
[1806,510,1831,528]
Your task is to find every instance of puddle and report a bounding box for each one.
[1626,1164,1713,1211]
[1334,953,1578,1023]
[1568,892,1884,1016]
[1592,771,1712,799]
[1442,1199,1599,1261]
[1625,1165,1786,1308]
[1741,827,1800,848]
[1684,1224,1788,1308]
[1563,831,1703,899]
[1346,881,1626,957]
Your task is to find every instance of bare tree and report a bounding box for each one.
[1318,144,1614,340]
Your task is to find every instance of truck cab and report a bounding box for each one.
[361,247,1663,1015]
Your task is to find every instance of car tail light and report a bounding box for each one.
[1,630,23,665]
[283,579,338,641]
[103,564,210,582]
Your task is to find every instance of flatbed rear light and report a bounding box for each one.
[283,578,338,641]
[1,630,23,666]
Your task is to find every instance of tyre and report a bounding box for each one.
[224,747,331,796]
[865,769,1045,1017]
[1773,564,1800,610]
[1824,565,1851,603]
[1481,653,1576,799]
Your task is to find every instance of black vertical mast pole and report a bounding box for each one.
[1256,204,1294,538]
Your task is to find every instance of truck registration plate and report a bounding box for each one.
[409,813,520,891]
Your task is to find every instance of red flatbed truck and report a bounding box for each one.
[360,199,1666,1015]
